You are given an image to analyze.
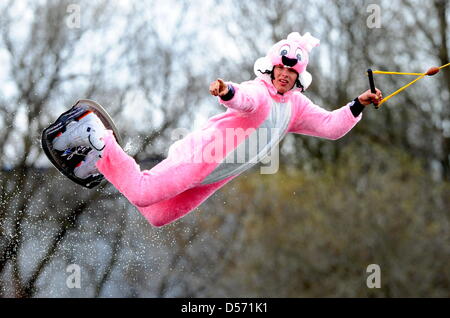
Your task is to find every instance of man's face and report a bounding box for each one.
[272,65,298,94]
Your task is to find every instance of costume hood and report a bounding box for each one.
[253,32,320,91]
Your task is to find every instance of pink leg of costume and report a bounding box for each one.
[135,176,234,226]
[96,131,234,227]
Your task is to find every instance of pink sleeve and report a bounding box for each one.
[218,80,265,113]
[289,94,362,140]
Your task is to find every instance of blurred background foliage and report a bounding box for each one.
[217,142,449,297]
[0,0,448,297]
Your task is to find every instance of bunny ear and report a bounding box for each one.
[299,32,320,53]
[287,32,302,41]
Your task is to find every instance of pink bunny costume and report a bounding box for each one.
[96,32,362,227]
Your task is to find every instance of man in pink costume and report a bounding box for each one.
[53,32,382,227]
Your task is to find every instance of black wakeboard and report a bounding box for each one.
[41,99,122,189]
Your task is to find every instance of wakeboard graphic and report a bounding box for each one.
[41,99,122,189]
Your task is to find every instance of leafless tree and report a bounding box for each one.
[0,0,448,298]
[0,0,248,298]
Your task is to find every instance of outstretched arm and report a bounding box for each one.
[289,89,382,140]
[209,78,264,113]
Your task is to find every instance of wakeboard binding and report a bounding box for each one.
[41,99,122,189]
